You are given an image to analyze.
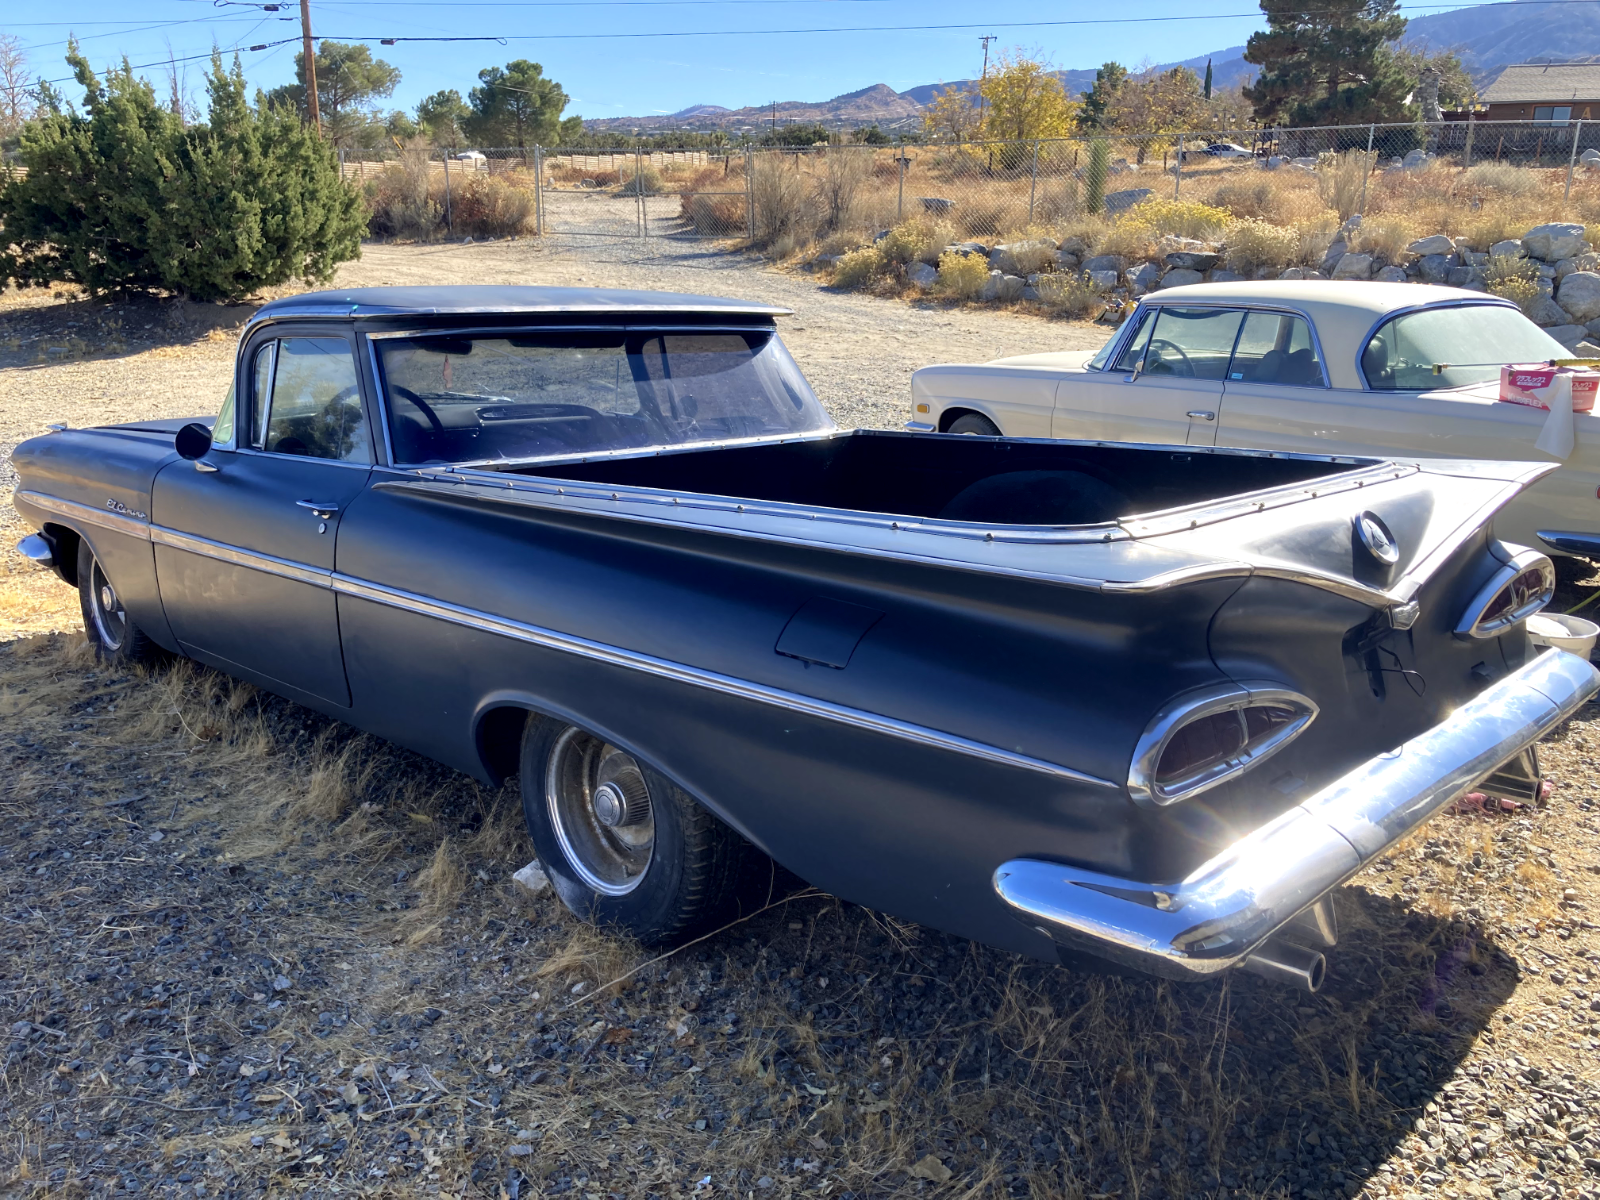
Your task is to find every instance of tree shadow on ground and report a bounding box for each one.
[0,291,259,369]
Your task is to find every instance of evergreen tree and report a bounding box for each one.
[1079,62,1127,132]
[1243,0,1408,126]
[0,46,364,301]
[265,41,401,148]
[466,60,574,149]
[417,89,471,147]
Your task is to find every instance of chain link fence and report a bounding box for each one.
[340,118,1600,245]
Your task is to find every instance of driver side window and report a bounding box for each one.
[258,338,371,463]
[1140,307,1246,381]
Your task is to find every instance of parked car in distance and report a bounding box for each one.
[1180,142,1254,162]
[14,285,1596,994]
[909,281,1600,558]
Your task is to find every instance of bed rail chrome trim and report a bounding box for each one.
[149,527,333,588]
[994,649,1599,979]
[331,573,1118,789]
[16,491,152,540]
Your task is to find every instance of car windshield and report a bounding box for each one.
[375,329,834,465]
[1362,304,1571,391]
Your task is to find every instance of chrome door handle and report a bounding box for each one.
[194,459,219,473]
[1187,410,1216,421]
[297,500,340,518]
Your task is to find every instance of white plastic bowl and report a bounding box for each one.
[1527,612,1600,659]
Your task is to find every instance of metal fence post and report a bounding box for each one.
[1028,138,1040,224]
[1464,111,1475,168]
[636,144,644,237]
[897,151,905,223]
[533,145,544,236]
[746,148,755,242]
[1358,123,1376,217]
[442,150,453,235]
[1568,119,1584,205]
[1174,135,1183,199]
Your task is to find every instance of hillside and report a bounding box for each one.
[582,0,1600,134]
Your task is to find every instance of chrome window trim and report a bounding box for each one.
[16,491,151,541]
[231,447,375,472]
[1132,299,1333,390]
[365,323,780,341]
[363,335,397,467]
[246,304,792,335]
[1126,680,1318,808]
[149,526,333,588]
[1454,546,1555,639]
[255,334,377,466]
[249,340,276,450]
[1355,297,1523,393]
[1092,302,1149,372]
[329,572,1117,789]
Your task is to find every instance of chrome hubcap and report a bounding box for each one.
[90,559,127,652]
[545,727,655,895]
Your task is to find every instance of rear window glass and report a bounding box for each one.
[1362,304,1570,390]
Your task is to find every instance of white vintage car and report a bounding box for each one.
[908,281,1600,556]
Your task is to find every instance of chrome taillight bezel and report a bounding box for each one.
[1127,681,1319,809]
[1454,547,1555,640]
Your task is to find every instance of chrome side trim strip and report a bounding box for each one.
[331,572,1118,789]
[16,491,151,540]
[994,649,1600,979]
[149,527,333,588]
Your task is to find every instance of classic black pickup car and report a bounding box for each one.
[13,286,1597,993]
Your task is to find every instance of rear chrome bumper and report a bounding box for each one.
[16,533,56,570]
[994,649,1599,981]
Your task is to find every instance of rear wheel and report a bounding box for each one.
[519,718,758,944]
[77,542,163,666]
[946,412,1001,436]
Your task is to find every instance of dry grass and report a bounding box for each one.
[934,250,989,300]
[1035,272,1102,318]
[1354,215,1417,263]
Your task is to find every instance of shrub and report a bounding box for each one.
[816,147,869,233]
[877,220,953,266]
[1210,181,1276,220]
[1130,198,1230,241]
[0,50,364,300]
[619,165,664,195]
[1222,217,1299,273]
[1354,216,1415,263]
[1098,217,1158,260]
[750,153,814,246]
[366,156,443,240]
[1035,272,1101,318]
[1485,255,1541,314]
[1317,150,1376,220]
[1056,215,1106,254]
[831,246,887,289]
[1296,214,1340,267]
[452,173,536,238]
[935,250,989,299]
[1464,161,1538,196]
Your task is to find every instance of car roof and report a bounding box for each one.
[250,285,794,323]
[1140,280,1514,389]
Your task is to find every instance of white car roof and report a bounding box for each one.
[1141,280,1513,389]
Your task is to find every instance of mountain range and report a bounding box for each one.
[582,0,1600,133]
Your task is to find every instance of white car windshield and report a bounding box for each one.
[376,329,834,465]
[1362,304,1571,391]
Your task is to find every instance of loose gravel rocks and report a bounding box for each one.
[3,240,1599,1200]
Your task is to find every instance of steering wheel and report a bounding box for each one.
[1146,338,1196,378]
[388,384,445,433]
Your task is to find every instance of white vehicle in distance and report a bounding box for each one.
[907,281,1598,556]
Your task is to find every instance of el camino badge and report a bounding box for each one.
[106,498,148,521]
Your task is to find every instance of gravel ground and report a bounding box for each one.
[3,241,1600,1200]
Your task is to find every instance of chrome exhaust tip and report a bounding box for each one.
[1241,937,1326,992]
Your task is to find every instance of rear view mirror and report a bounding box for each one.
[175,422,214,461]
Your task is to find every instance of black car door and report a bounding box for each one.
[151,327,376,706]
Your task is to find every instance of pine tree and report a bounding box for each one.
[1243,0,1408,126]
[1079,63,1127,132]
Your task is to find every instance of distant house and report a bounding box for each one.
[1477,61,1600,123]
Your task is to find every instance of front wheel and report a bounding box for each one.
[945,412,1001,436]
[519,719,758,944]
[77,541,164,666]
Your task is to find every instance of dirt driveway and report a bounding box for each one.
[2,241,1599,1200]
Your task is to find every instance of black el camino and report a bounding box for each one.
[12,285,1596,993]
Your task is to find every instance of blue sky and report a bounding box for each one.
[14,0,1480,121]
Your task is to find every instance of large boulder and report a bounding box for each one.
[1126,261,1162,296]
[1407,234,1454,256]
[1059,235,1092,256]
[1209,269,1244,284]
[1417,253,1454,284]
[1103,188,1153,216]
[1082,254,1123,274]
[1160,268,1206,288]
[1331,252,1375,280]
[1558,271,1600,322]
[1278,266,1306,280]
[1321,241,1349,274]
[1087,269,1121,293]
[1546,324,1589,348]
[1447,265,1481,288]
[907,261,938,289]
[919,197,956,216]
[1529,294,1572,327]
[1402,149,1434,170]
[989,238,1058,276]
[1557,253,1600,279]
[1583,148,1600,168]
[1376,265,1408,283]
[1056,250,1081,270]
[1522,223,1587,262]
[1489,240,1525,259]
[1165,250,1221,271]
[979,271,1026,302]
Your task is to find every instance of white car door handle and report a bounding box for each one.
[1187,410,1216,421]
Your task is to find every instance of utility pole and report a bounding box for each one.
[977,35,995,132]
[300,0,321,135]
